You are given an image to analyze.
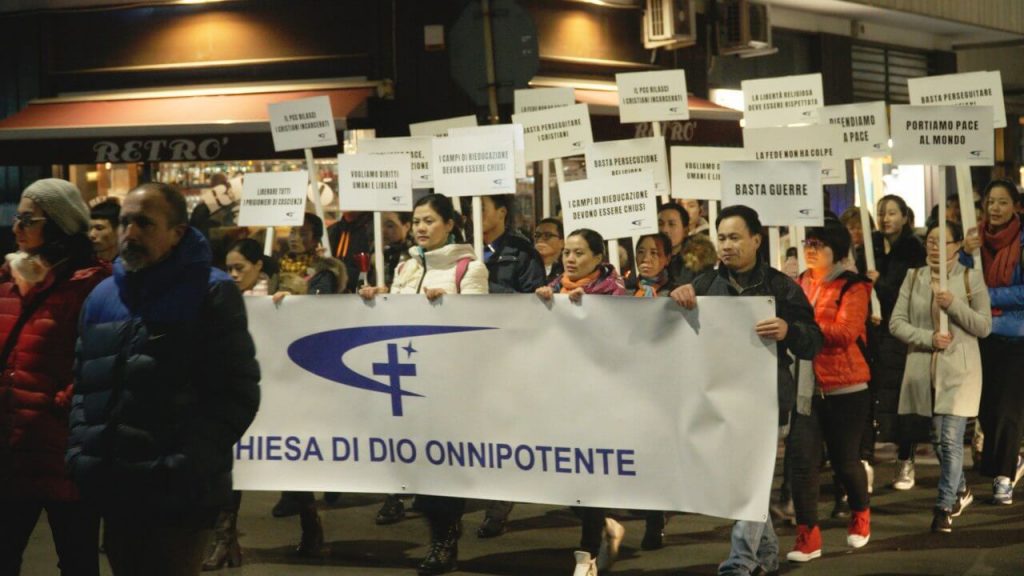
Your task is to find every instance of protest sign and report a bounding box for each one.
[720,160,823,226]
[267,96,338,152]
[890,105,994,166]
[431,135,516,196]
[359,136,434,188]
[743,124,846,185]
[586,137,670,195]
[741,73,824,128]
[669,146,747,200]
[513,103,593,162]
[615,70,689,123]
[237,171,309,227]
[819,101,889,159]
[561,171,658,240]
[337,153,412,212]
[909,71,1006,129]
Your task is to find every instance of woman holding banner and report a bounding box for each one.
[963,179,1024,504]
[360,193,487,576]
[536,227,625,576]
[891,221,990,532]
[787,220,872,562]
[869,195,927,490]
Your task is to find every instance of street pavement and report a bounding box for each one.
[21,445,1024,575]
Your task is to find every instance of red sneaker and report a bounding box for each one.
[786,524,821,562]
[847,508,871,548]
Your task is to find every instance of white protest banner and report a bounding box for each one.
[513,103,593,162]
[909,71,1006,129]
[890,105,994,167]
[267,96,338,152]
[337,153,412,212]
[514,87,575,115]
[743,124,847,185]
[409,115,478,138]
[720,160,823,226]
[585,137,670,195]
[237,171,309,227]
[449,124,527,179]
[670,146,748,200]
[616,70,689,123]
[431,135,516,197]
[359,136,434,188]
[236,294,777,522]
[819,101,890,159]
[561,171,658,240]
[742,73,824,128]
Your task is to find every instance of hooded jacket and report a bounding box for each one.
[797,268,871,392]
[66,228,260,527]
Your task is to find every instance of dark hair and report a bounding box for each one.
[133,182,188,227]
[303,212,324,242]
[566,228,604,257]
[538,217,564,238]
[482,194,514,228]
[90,199,121,228]
[925,220,964,244]
[637,232,672,257]
[658,201,690,228]
[839,206,875,231]
[228,238,280,276]
[413,193,464,242]
[386,211,412,225]
[876,194,913,235]
[37,220,95,271]
[805,219,851,261]
[982,178,1021,205]
[716,205,763,237]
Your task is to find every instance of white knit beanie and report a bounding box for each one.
[22,178,90,236]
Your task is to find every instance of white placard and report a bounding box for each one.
[743,125,847,185]
[237,295,777,522]
[513,103,594,162]
[358,136,434,188]
[431,135,516,197]
[409,115,478,138]
[561,171,658,240]
[337,154,413,212]
[670,146,748,200]
[720,160,824,226]
[819,101,890,159]
[742,73,825,128]
[909,71,1006,129]
[586,138,670,194]
[616,70,689,123]
[267,96,338,152]
[514,87,576,115]
[449,124,527,179]
[237,171,309,227]
[890,105,994,167]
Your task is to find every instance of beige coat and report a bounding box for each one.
[391,243,488,295]
[890,261,991,418]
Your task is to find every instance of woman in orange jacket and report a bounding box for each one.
[787,219,873,563]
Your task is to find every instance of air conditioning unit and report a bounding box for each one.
[715,0,775,57]
[643,0,697,50]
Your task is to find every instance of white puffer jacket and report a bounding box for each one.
[392,243,489,295]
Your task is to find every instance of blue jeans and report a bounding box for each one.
[718,516,778,575]
[931,414,968,511]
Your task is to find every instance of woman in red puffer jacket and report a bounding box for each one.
[0,179,109,576]
[786,219,872,565]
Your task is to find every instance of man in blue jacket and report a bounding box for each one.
[66,182,260,576]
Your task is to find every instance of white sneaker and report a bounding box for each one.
[595,518,624,571]
[893,459,915,490]
[862,460,874,494]
[573,550,597,576]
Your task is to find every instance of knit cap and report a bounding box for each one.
[22,178,90,236]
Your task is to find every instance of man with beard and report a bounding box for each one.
[66,182,260,576]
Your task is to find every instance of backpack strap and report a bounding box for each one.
[454,257,471,294]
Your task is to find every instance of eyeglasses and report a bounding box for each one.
[533,231,561,241]
[12,213,46,228]
[802,238,826,250]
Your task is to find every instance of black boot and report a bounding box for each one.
[376,494,406,525]
[202,511,242,571]
[418,519,461,575]
[295,504,326,557]
[830,474,850,519]
[641,511,666,550]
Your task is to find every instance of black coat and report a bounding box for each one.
[485,231,547,294]
[692,261,823,425]
[66,230,261,528]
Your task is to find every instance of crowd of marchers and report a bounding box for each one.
[1,176,1023,576]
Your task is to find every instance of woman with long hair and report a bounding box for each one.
[0,179,110,576]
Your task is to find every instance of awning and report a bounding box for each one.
[0,78,381,164]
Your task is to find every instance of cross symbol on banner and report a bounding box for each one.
[372,343,418,416]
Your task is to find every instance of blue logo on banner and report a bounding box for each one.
[288,325,494,416]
